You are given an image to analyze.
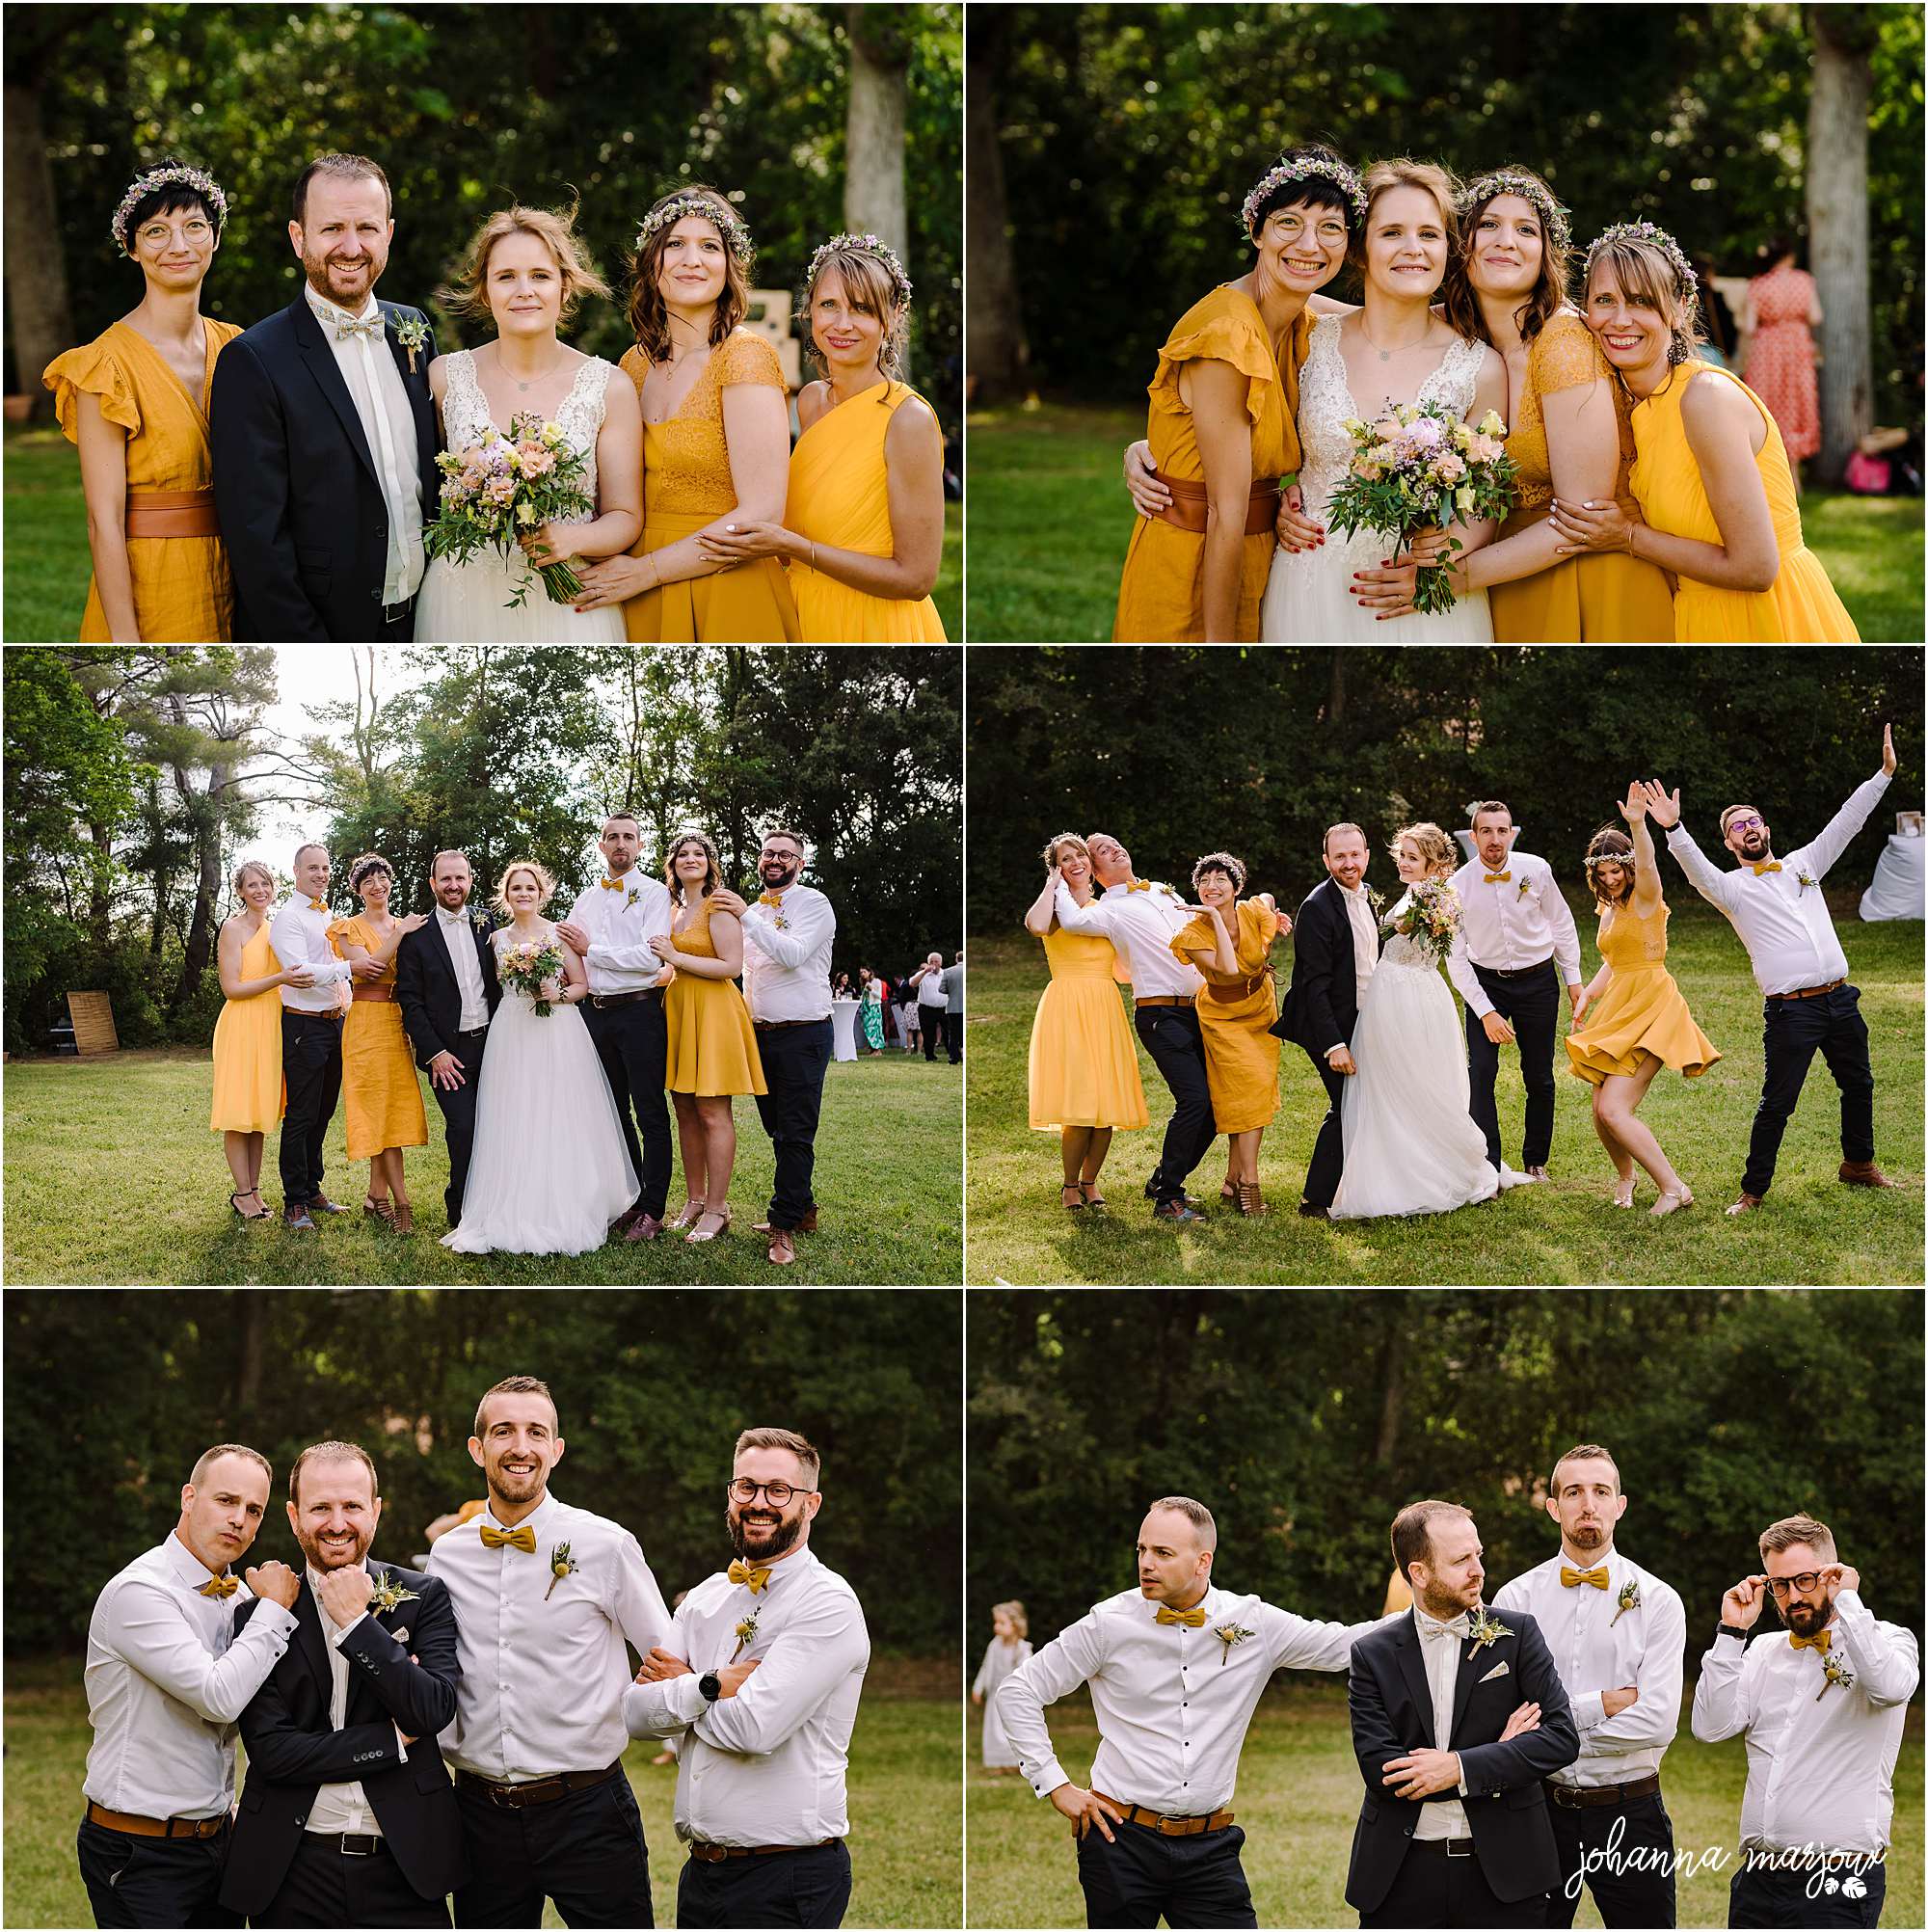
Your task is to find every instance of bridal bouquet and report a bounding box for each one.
[425,415,594,609]
[498,937,566,1017]
[1326,401,1518,615]
[1382,877,1462,960]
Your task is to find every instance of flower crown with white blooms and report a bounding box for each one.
[111,163,228,256]
[1585,220,1696,295]
[1457,170,1570,255]
[633,193,754,265]
[1240,152,1367,239]
[804,232,913,306]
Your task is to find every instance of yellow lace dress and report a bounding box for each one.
[1169,899,1283,1134]
[1028,926,1148,1131]
[1566,898,1720,1086]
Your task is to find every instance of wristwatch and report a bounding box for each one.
[1717,1623,1751,1642]
[698,1672,721,1703]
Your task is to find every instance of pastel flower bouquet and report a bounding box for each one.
[425,414,594,609]
[499,937,566,1016]
[1381,877,1464,960]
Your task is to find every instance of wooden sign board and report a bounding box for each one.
[742,287,803,392]
[67,991,120,1055]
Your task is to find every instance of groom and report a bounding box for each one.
[211,151,440,641]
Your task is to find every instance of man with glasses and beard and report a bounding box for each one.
[1692,1513,1917,1929]
[624,1428,870,1929]
[427,1377,672,1927]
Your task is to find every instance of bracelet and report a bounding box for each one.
[1624,522,1639,558]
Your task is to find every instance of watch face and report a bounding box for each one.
[699,1673,721,1700]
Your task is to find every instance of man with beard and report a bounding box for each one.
[212,153,440,641]
[426,1376,671,1927]
[1646,725,1898,1215]
[222,1440,463,1926]
[710,829,837,1267]
[624,1428,870,1928]
[1493,1444,1686,1927]
[1692,1514,1917,1929]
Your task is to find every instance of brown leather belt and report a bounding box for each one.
[351,985,393,1003]
[1547,1773,1661,1810]
[1208,970,1272,1001]
[754,1016,829,1031]
[457,1762,621,1809]
[1770,978,1845,1002]
[1091,1791,1234,1837]
[124,489,221,539]
[687,1837,841,1863]
[588,989,662,1008]
[1149,473,1281,538]
[85,1801,226,1839]
[1136,995,1196,1008]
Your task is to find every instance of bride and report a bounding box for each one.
[443,860,638,1255]
[415,204,640,642]
[1330,821,1512,1221]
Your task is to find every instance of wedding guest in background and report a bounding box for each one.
[833,971,854,999]
[909,950,950,1062]
[942,950,966,1064]
[1742,234,1822,492]
[896,967,924,1055]
[43,160,239,641]
[973,1601,1033,1775]
[858,967,887,1052]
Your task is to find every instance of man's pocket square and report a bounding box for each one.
[1478,1660,1511,1683]
[390,1627,411,1645]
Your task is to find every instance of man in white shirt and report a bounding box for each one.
[1493,1443,1686,1927]
[625,1427,870,1928]
[78,1443,300,1928]
[996,1495,1387,1926]
[1691,1512,1917,1928]
[426,1375,672,1926]
[1646,727,1898,1214]
[1446,800,1586,1183]
[909,951,950,1062]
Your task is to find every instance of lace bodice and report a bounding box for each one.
[1379,891,1453,973]
[442,350,615,517]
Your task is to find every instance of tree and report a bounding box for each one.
[1807,3,1878,482]
[964,6,1029,402]
[844,5,911,257]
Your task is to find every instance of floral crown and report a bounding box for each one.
[1241,152,1367,238]
[634,193,754,265]
[1457,170,1569,255]
[1585,220,1696,296]
[804,231,913,307]
[111,163,228,256]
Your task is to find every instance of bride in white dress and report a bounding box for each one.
[415,209,641,642]
[1262,161,1509,642]
[1331,821,1513,1221]
[443,861,638,1256]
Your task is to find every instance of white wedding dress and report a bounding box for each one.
[1329,896,1502,1221]
[415,349,627,643]
[1261,314,1495,641]
[442,924,638,1255]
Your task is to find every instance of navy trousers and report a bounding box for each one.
[1135,1006,1217,1208]
[1075,1818,1256,1929]
[279,1010,343,1205]
[1545,1789,1675,1928]
[1742,984,1875,1196]
[77,1816,238,1929]
[1729,1854,1886,1927]
[752,1018,833,1230]
[677,1841,851,1928]
[1464,957,1560,1170]
[581,995,672,1222]
[451,1775,651,1928]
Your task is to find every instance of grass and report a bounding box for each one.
[3,1044,960,1284]
[963,899,1924,1286]
[2,1651,961,1929]
[962,402,1926,643]
[964,1677,1923,1929]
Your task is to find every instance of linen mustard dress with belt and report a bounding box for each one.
[209,922,285,1133]
[663,897,767,1098]
[1566,899,1720,1085]
[327,916,428,1161]
[1169,899,1283,1134]
[1027,926,1148,1132]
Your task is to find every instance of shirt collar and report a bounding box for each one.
[479,1491,559,1538]
[167,1529,227,1587]
[1412,1603,1469,1639]
[307,282,381,331]
[1559,1543,1619,1574]
[743,1544,818,1594]
[1334,879,1366,899]
[437,903,471,925]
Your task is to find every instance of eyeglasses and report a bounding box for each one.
[728,1478,803,1507]
[1727,816,1765,834]
[139,220,213,246]
[1765,1571,1826,1597]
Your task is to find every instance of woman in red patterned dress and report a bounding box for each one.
[1743,237,1822,491]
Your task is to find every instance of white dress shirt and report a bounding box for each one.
[1665,770,1891,997]
[916,966,949,1009]
[996,1583,1386,1815]
[1054,881,1204,1001]
[426,1491,671,1780]
[1410,1607,1473,1839]
[436,905,490,1033]
[1690,1592,1918,1855]
[83,1533,299,1819]
[302,1566,401,1837]
[304,284,424,605]
[1493,1546,1684,1788]
[564,871,675,996]
[1445,850,1584,1015]
[622,1545,870,1847]
[739,884,836,1023]
[269,896,354,1012]
[1334,880,1380,1049]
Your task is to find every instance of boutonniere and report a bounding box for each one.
[544,1542,576,1601]
[1611,1578,1641,1626]
[1366,886,1387,916]
[392,312,428,373]
[371,1573,419,1615]
[757,892,790,930]
[731,1611,760,1661]
[1214,1622,1257,1667]
[625,886,641,909]
[1816,1650,1856,1701]
[1466,1606,1513,1655]
[1795,868,1817,894]
[1515,876,1535,901]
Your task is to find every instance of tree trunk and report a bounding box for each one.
[3,80,75,423]
[87,819,114,951]
[171,762,228,1012]
[1373,1307,1404,1467]
[1326,650,1348,725]
[234,1289,265,1418]
[844,6,909,256]
[1807,5,1876,484]
[964,12,1030,403]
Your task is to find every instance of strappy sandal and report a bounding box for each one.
[686,1206,732,1245]
[1061,1183,1085,1212]
[229,1189,271,1222]
[1650,1185,1694,1220]
[362,1195,398,1228]
[1219,1178,1238,1203]
[1235,1179,1270,1217]
[1079,1180,1108,1210]
[671,1198,705,1231]
[1610,1174,1637,1209]
[392,1201,415,1234]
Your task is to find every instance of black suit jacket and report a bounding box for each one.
[395,912,501,1069]
[1272,877,1382,1053]
[1345,1606,1578,1911]
[211,295,440,641]
[220,1560,465,1915]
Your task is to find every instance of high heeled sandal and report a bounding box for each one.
[671,1199,705,1231]
[686,1205,732,1244]
[229,1189,271,1221]
[1610,1175,1637,1209]
[1235,1179,1270,1217]
[362,1195,398,1228]
[1060,1183,1085,1212]
[1079,1180,1108,1210]
[1649,1185,1694,1219]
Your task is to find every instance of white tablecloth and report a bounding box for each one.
[1861,834,1925,921]
[830,998,859,1060]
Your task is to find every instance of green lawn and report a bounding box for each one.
[2,1652,960,1929]
[965,1677,1924,1929]
[3,1044,960,1284]
[963,403,1926,643]
[964,900,1924,1286]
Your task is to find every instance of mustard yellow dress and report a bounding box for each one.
[1113,287,1311,643]
[1168,899,1282,1134]
[787,379,947,642]
[1628,361,1860,642]
[327,916,428,1160]
[619,330,801,642]
[1490,313,1675,643]
[1028,926,1148,1131]
[209,920,285,1133]
[664,897,767,1097]
[1566,899,1721,1086]
[42,318,242,643]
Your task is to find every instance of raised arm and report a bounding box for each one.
[1053,881,1112,939]
[1645,784,1739,916]
[1790,740,1895,882]
[1691,1573,1764,1742]
[1620,783,1663,915]
[114,1579,298,1725]
[1024,868,1062,937]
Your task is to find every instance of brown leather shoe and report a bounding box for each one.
[1839,1160,1893,1189]
[624,1213,665,1243]
[752,1208,817,1235]
[284,1204,316,1233]
[1525,1165,1551,1183]
[767,1228,797,1266]
[308,1194,352,1217]
[1726,1192,1765,1218]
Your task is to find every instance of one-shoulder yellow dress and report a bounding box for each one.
[42,317,242,642]
[1170,899,1282,1134]
[1628,361,1860,641]
[1490,313,1675,643]
[1028,926,1148,1132]
[209,921,285,1133]
[1566,899,1720,1086]
[787,380,946,642]
[619,329,801,642]
[664,897,766,1098]
[1113,286,1310,643]
[327,916,428,1161]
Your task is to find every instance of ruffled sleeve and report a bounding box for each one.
[1169,910,1215,965]
[715,329,784,389]
[41,335,141,445]
[1530,312,1607,396]
[325,916,362,959]
[1233,898,1279,971]
[1148,288,1278,431]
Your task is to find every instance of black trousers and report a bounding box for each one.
[1299,1048,1348,1210]
[943,1008,963,1063]
[753,1018,833,1230]
[432,1028,490,1229]
[451,1775,651,1928]
[1743,984,1876,1196]
[581,995,671,1221]
[1465,957,1561,1170]
[1728,1854,1887,1927]
[1135,1006,1217,1207]
[677,1841,851,1929]
[921,1004,946,1060]
[280,1010,344,1205]
[1361,1838,1550,1928]
[77,1815,238,1929]
[257,1833,449,1927]
[1075,1818,1255,1929]
[1545,1790,1675,1929]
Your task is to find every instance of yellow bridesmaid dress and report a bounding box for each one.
[1566,899,1720,1085]
[664,898,767,1097]
[1169,899,1282,1134]
[787,380,947,641]
[1629,360,1860,641]
[619,330,801,642]
[1028,926,1148,1131]
[42,318,242,642]
[327,916,428,1161]
[209,922,285,1133]
[1113,287,1310,643]
[1490,313,1675,642]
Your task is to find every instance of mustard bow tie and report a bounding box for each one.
[1127,878,1154,893]
[758,891,783,906]
[1561,1566,1610,1590]
[1485,871,1512,884]
[1154,1605,1207,1626]
[478,1522,538,1552]
[331,311,387,344]
[199,1575,239,1599]
[728,1561,772,1595]
[601,876,625,890]
[1752,861,1783,875]
[1789,1628,1832,1652]
[308,897,327,911]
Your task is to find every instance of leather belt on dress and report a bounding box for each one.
[456,1762,622,1808]
[1090,1791,1234,1837]
[351,985,393,1002]
[589,988,663,1009]
[754,1016,829,1031]
[85,1801,226,1840]
[1769,978,1845,1002]
[1136,994,1196,1008]
[1148,473,1281,538]
[308,1830,389,1856]
[687,1837,842,1863]
[123,488,221,538]
[1547,1772,1661,1810]
[1475,955,1554,979]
